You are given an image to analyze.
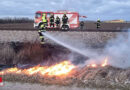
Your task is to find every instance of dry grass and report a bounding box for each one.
[0,42,69,66]
[0,42,130,89]
[0,43,16,65]
[1,66,130,89]
[74,66,130,89]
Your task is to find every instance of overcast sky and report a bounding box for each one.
[0,0,130,21]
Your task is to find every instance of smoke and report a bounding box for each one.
[84,31,130,69]
[103,32,130,69]
[42,32,101,65]
[43,31,130,69]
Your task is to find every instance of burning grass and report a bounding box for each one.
[0,42,130,89]
[1,66,130,89]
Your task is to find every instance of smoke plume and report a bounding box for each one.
[103,32,130,68]
[44,31,130,69]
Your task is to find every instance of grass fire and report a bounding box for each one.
[0,61,75,77]
[87,57,108,68]
[0,57,109,77]
[0,41,130,90]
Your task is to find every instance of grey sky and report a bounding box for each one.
[0,0,130,20]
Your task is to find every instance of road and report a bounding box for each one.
[0,82,115,90]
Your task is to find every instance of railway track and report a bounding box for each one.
[0,28,129,32]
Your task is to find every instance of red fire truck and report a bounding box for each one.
[34,10,86,30]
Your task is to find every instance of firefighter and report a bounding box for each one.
[49,14,55,27]
[55,16,60,27]
[38,24,46,45]
[42,13,47,28]
[97,19,101,29]
[80,21,84,30]
[38,13,47,45]
[62,13,68,25]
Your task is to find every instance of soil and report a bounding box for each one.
[0,22,130,30]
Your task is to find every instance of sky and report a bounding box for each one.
[0,0,130,21]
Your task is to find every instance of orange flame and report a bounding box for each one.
[87,57,108,68]
[101,57,108,67]
[91,64,97,67]
[0,61,75,77]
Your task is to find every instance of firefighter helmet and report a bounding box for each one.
[51,13,54,16]
[97,18,100,21]
[63,13,66,16]
[43,13,46,16]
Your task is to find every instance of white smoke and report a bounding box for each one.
[85,31,130,69]
[103,32,130,68]
[43,31,130,69]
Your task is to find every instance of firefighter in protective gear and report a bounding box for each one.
[42,13,47,28]
[97,19,101,29]
[49,14,55,27]
[62,13,68,25]
[38,24,46,45]
[38,13,47,45]
[55,16,60,27]
[80,21,84,30]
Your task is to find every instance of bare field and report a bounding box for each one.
[0,30,128,48]
[0,22,130,30]
[0,22,129,48]
[0,23,33,30]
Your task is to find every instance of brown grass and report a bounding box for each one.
[1,66,130,89]
[0,43,16,65]
[0,42,69,66]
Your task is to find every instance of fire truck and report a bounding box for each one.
[34,10,86,30]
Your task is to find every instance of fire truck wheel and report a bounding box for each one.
[65,25,69,30]
[61,25,69,31]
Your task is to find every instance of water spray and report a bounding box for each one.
[42,32,88,57]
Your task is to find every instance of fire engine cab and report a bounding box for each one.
[34,10,86,30]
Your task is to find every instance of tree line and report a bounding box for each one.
[0,17,33,24]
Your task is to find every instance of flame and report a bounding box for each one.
[0,61,75,77]
[87,57,108,68]
[101,57,108,67]
[87,64,97,68]
[91,64,97,67]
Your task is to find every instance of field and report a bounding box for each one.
[0,21,130,30]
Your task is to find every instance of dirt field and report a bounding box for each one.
[0,30,128,48]
[0,22,130,30]
[0,22,129,48]
[0,23,33,30]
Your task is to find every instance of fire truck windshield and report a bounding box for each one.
[35,13,41,18]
